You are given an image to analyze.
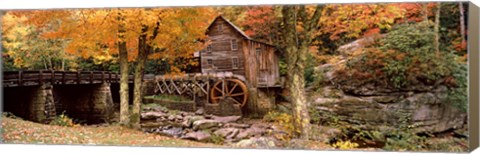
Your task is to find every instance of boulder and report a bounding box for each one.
[311,89,467,133]
[158,127,183,138]
[336,34,385,57]
[192,119,220,130]
[181,131,211,142]
[212,115,242,123]
[309,125,343,143]
[175,115,183,120]
[214,128,240,139]
[182,116,205,128]
[224,123,250,129]
[141,112,167,120]
[167,115,175,121]
[236,126,267,139]
[235,137,278,149]
[195,107,205,115]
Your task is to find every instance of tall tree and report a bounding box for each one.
[2,12,73,70]
[320,4,404,40]
[434,2,441,53]
[459,2,466,44]
[422,3,429,22]
[130,8,214,127]
[117,10,130,125]
[281,5,323,139]
[240,6,282,45]
[9,8,214,127]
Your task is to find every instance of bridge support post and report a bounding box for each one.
[90,82,114,123]
[29,84,56,123]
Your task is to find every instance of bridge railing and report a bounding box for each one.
[2,70,134,87]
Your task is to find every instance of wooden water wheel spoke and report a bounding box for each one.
[230,92,246,97]
[212,96,223,99]
[223,80,229,95]
[230,98,242,105]
[228,83,239,95]
[214,87,224,95]
[209,78,248,107]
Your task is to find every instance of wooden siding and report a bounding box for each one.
[200,19,245,77]
[199,16,280,88]
[243,40,279,88]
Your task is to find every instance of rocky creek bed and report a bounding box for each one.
[140,106,293,148]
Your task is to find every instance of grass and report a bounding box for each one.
[1,116,220,147]
[144,94,192,102]
[141,103,168,110]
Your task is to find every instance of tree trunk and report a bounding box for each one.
[131,27,149,128]
[434,2,441,53]
[117,11,130,125]
[459,2,466,44]
[281,6,311,140]
[48,57,53,70]
[42,57,48,70]
[422,3,429,22]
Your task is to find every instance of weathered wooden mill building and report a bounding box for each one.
[194,15,281,88]
[153,15,282,116]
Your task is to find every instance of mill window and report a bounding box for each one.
[232,57,239,69]
[206,45,212,53]
[218,24,223,31]
[207,59,213,68]
[231,39,238,50]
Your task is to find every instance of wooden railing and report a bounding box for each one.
[3,70,139,87]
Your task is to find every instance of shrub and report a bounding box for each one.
[49,113,77,127]
[447,63,468,112]
[332,140,359,150]
[333,22,467,111]
[210,133,225,145]
[383,131,427,151]
[2,112,21,119]
[263,111,298,141]
[145,94,192,102]
[279,60,288,76]
[382,111,427,151]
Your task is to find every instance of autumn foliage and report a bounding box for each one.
[3,8,215,73]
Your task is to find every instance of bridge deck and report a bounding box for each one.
[2,70,140,87]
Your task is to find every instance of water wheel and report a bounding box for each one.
[209,78,248,107]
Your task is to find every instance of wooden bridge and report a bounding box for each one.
[2,70,157,124]
[2,70,140,87]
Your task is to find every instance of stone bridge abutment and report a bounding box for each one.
[3,83,114,124]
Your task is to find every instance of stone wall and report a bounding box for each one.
[4,85,55,123]
[243,88,275,117]
[144,98,196,112]
[29,85,56,123]
[204,98,242,116]
[5,83,114,124]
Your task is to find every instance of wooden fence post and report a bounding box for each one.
[51,70,55,84]
[101,71,105,83]
[39,70,43,85]
[90,71,93,84]
[18,71,23,86]
[77,71,81,84]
